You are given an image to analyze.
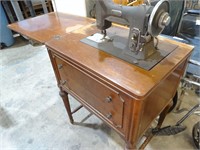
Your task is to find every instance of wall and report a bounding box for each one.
[52,0,86,16]
[52,0,95,17]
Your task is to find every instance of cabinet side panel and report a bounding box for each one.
[138,59,188,138]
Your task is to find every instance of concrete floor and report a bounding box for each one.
[0,36,199,150]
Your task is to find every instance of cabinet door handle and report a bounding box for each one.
[106,113,112,119]
[105,96,112,103]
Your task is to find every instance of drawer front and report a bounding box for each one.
[54,56,124,128]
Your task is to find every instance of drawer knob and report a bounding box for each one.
[105,96,112,103]
[106,113,112,119]
[60,80,67,85]
[58,64,63,69]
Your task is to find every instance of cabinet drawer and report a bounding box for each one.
[54,56,124,128]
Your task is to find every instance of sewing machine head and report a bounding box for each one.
[96,0,171,56]
[96,0,171,34]
[81,0,177,70]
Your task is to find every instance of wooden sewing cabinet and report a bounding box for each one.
[46,25,193,149]
[8,12,193,149]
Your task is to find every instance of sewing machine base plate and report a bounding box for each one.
[81,32,178,70]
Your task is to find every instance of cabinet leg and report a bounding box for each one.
[139,104,172,149]
[156,104,171,128]
[59,90,74,124]
[125,143,137,150]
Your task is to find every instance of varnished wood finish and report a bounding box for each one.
[46,25,193,98]
[59,90,74,124]
[8,12,94,43]
[8,12,193,149]
[46,24,193,149]
[55,55,125,128]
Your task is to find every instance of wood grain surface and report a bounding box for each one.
[46,24,193,99]
[8,12,94,43]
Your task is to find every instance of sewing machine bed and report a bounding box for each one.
[81,26,178,70]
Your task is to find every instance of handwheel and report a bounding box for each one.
[168,91,178,113]
[192,121,200,149]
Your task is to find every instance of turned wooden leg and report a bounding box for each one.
[125,143,137,150]
[59,90,74,124]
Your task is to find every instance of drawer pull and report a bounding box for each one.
[61,80,67,85]
[106,113,112,119]
[105,96,112,103]
[58,64,63,69]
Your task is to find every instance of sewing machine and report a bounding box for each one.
[81,0,177,70]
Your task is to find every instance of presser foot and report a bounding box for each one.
[101,30,113,42]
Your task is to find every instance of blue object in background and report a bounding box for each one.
[0,3,14,47]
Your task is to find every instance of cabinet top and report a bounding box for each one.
[46,24,193,99]
[8,12,94,43]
